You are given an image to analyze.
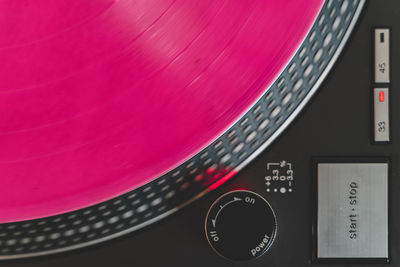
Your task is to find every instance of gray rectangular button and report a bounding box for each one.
[374,87,390,142]
[374,28,390,83]
[317,163,388,259]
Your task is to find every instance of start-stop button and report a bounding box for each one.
[314,160,388,262]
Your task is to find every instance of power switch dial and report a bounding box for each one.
[205,190,277,261]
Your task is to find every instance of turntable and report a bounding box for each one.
[0,1,398,266]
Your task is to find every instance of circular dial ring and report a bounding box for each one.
[205,190,277,261]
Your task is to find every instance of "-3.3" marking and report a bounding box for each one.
[265,160,294,193]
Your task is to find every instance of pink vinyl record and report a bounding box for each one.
[0,0,323,222]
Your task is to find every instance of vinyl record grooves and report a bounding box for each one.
[0,0,365,259]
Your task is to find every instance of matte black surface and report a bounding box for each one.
[2,0,400,266]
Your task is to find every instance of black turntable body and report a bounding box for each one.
[2,1,400,267]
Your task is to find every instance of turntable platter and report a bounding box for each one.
[0,0,322,222]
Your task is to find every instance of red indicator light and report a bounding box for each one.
[379,91,385,102]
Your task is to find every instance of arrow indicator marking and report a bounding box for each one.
[211,197,242,227]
